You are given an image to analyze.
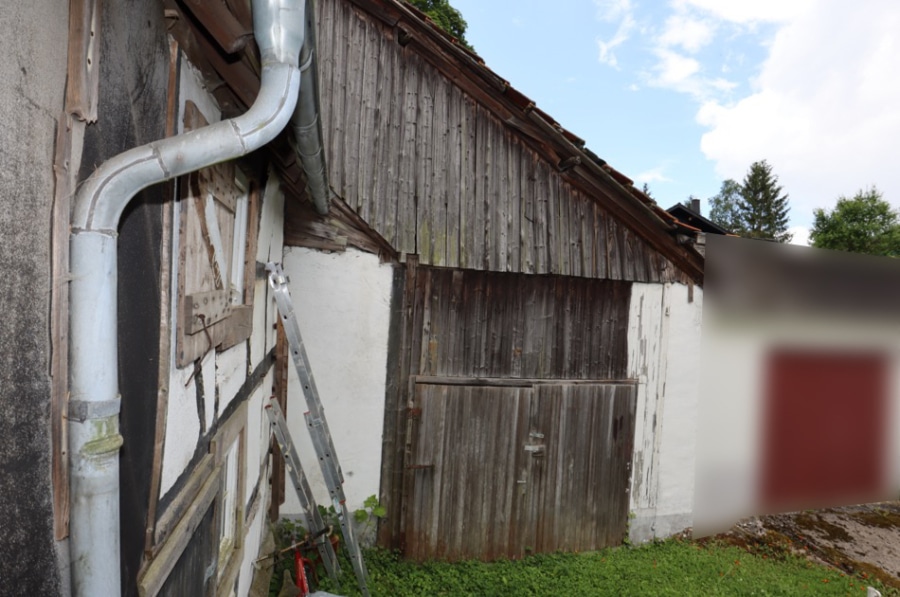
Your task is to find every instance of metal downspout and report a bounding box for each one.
[67,1,304,594]
[291,0,330,215]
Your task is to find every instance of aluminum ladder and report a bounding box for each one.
[266,262,370,597]
[264,397,341,583]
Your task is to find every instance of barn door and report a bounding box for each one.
[405,381,636,561]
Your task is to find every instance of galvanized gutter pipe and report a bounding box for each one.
[291,0,330,215]
[67,1,303,594]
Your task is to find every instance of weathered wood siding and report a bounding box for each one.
[314,0,683,283]
[406,381,636,561]
[413,267,632,379]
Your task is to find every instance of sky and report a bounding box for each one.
[451,0,900,246]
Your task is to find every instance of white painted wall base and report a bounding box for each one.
[627,282,703,544]
[281,247,394,514]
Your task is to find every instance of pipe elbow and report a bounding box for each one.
[71,64,300,232]
[253,0,306,67]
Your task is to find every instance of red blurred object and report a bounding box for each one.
[761,349,888,512]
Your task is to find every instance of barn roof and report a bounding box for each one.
[164,0,704,283]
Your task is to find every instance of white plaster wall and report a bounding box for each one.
[245,376,272,503]
[653,283,703,533]
[217,344,249,417]
[281,247,394,513]
[159,360,204,496]
[627,282,703,543]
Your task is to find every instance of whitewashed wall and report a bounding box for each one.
[627,282,703,543]
[281,247,394,514]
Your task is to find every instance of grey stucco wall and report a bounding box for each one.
[0,1,69,593]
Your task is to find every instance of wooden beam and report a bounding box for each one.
[180,0,253,54]
[65,0,101,122]
[143,39,182,560]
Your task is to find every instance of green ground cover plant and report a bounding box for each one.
[310,539,894,596]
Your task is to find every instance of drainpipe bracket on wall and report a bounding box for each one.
[68,396,122,423]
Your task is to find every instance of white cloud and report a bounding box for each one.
[594,0,636,68]
[645,3,733,100]
[658,14,715,53]
[697,0,900,227]
[648,49,736,99]
[597,15,636,68]
[594,0,632,21]
[635,166,672,184]
[678,0,814,24]
[788,226,810,247]
[654,49,700,84]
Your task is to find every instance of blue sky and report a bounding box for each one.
[452,0,900,246]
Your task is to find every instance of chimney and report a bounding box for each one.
[691,198,701,214]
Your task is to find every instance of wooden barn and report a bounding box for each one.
[0,0,703,593]
[279,0,706,562]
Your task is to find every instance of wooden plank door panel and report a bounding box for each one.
[406,381,636,561]
[406,384,533,561]
[528,383,636,553]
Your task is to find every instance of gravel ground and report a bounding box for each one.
[718,501,900,591]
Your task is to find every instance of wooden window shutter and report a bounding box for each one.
[175,100,260,367]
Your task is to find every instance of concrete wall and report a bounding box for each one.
[281,247,394,516]
[627,282,704,543]
[0,1,69,593]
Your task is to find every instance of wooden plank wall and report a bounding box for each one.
[413,267,632,380]
[314,0,683,283]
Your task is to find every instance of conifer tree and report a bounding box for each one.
[738,160,792,242]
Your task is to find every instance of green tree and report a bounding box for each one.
[809,187,900,256]
[738,160,792,242]
[708,179,743,233]
[407,0,472,49]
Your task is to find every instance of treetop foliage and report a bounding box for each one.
[406,0,472,50]
[707,160,792,243]
[809,187,900,257]
[708,179,743,234]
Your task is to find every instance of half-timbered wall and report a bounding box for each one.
[313,0,687,284]
[136,52,285,596]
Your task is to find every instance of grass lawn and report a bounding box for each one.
[299,539,896,596]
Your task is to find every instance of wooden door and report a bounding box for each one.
[405,381,636,561]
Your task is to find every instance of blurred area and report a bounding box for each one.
[695,235,900,536]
